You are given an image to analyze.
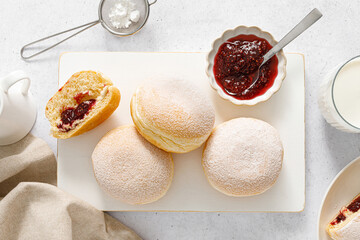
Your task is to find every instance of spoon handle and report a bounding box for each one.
[263,8,322,63]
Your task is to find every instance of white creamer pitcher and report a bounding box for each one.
[0,71,37,145]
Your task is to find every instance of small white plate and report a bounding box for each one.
[318,156,360,239]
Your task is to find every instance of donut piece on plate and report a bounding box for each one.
[92,125,174,205]
[45,71,120,139]
[327,193,360,240]
[202,117,283,196]
[130,78,215,153]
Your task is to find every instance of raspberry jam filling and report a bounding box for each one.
[347,195,360,212]
[57,99,96,132]
[213,34,278,100]
[330,195,360,225]
[73,91,89,104]
[331,211,347,226]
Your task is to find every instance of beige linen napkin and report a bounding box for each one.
[0,134,141,240]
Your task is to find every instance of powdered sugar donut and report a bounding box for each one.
[202,118,283,196]
[326,193,360,240]
[92,125,174,205]
[130,78,215,153]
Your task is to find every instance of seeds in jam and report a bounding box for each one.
[330,195,360,226]
[213,34,278,100]
[330,211,347,225]
[347,195,360,213]
[57,99,96,132]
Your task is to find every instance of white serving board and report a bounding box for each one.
[58,52,305,212]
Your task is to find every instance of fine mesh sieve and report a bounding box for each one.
[20,0,157,60]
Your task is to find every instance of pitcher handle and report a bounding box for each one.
[0,71,30,95]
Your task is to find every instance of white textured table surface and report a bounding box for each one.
[2,1,360,239]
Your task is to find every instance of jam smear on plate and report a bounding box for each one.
[213,34,278,100]
[57,99,96,132]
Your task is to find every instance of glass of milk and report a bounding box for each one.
[318,56,360,133]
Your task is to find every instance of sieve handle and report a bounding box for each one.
[148,0,157,6]
[20,20,100,60]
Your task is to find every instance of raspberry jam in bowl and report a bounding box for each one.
[207,26,287,105]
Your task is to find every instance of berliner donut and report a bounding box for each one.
[202,118,283,196]
[130,79,215,153]
[45,71,120,139]
[327,193,360,240]
[92,125,174,205]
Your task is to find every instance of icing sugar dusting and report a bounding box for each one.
[92,126,173,204]
[108,0,140,29]
[136,78,215,138]
[334,214,360,240]
[202,118,283,196]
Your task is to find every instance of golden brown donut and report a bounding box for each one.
[326,193,360,240]
[130,78,215,153]
[45,71,120,139]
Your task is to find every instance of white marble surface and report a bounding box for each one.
[1,0,360,239]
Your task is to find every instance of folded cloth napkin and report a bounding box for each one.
[0,134,141,240]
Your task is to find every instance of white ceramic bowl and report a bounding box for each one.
[318,156,360,239]
[206,26,287,106]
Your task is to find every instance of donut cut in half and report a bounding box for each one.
[45,71,120,139]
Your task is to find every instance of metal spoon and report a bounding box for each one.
[243,8,322,94]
